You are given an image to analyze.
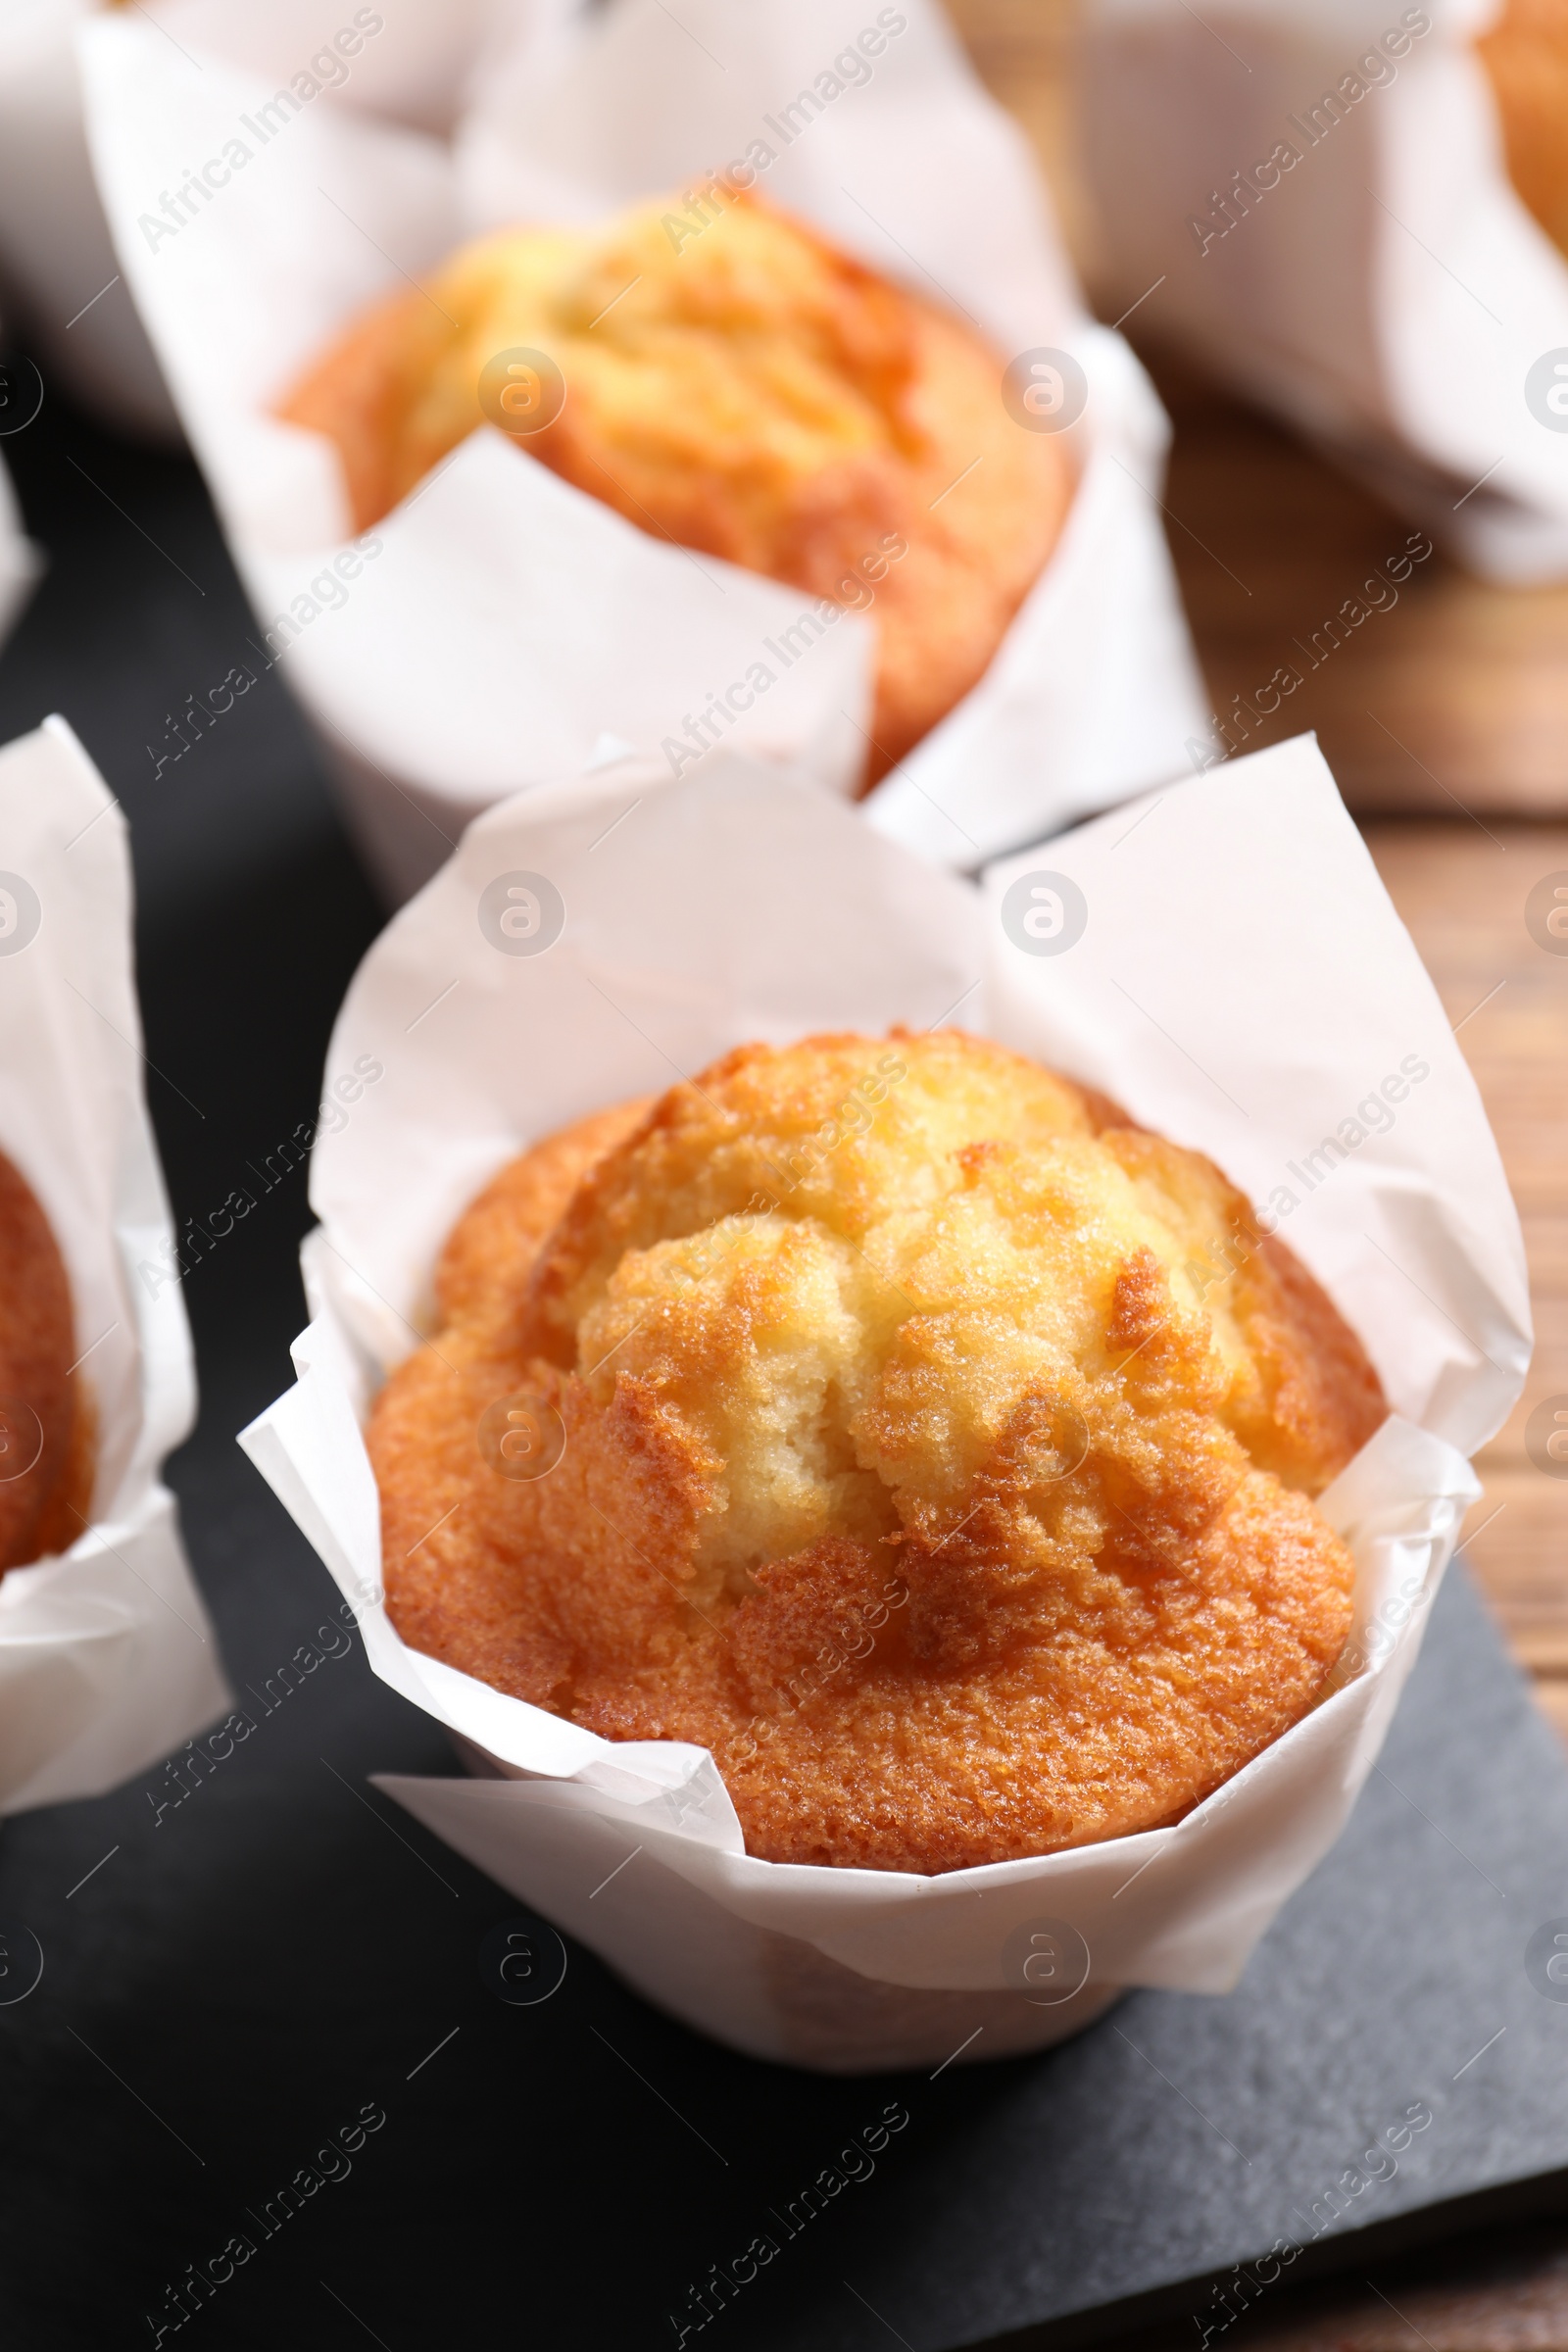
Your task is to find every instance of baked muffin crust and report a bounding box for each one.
[370,1032,1386,1873]
[0,1149,92,1574]
[278,193,1073,781]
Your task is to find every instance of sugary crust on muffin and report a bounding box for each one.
[432,1099,656,1330]
[369,1032,1386,1873]
[277,193,1073,782]
[1477,0,1568,254]
[0,1149,91,1574]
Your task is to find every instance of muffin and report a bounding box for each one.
[368,1031,1386,1875]
[277,192,1074,782]
[0,1147,93,1574]
[1477,0,1568,254]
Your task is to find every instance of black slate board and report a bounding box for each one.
[0,361,1565,2352]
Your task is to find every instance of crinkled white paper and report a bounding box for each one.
[0,0,576,437]
[79,0,1206,903]
[240,731,1529,2070]
[0,718,228,1813]
[1083,0,1568,580]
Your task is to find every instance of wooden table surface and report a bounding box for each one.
[947,0,1568,2334]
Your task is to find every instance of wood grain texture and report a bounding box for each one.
[1362,823,1568,1685]
[1150,368,1568,820]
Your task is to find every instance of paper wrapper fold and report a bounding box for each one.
[240,730,1527,2071]
[1083,0,1568,581]
[0,0,575,439]
[0,718,227,1813]
[80,0,1207,904]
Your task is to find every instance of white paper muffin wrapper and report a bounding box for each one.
[1083,0,1568,581]
[78,0,1208,903]
[0,718,228,1814]
[238,729,1528,2071]
[0,0,577,438]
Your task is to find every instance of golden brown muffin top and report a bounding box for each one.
[370,1032,1386,1873]
[277,191,1071,778]
[286,192,983,541]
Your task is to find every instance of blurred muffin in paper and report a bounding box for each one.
[1479,0,1568,250]
[1083,0,1568,580]
[0,0,580,439]
[0,717,227,1812]
[277,190,1077,785]
[79,0,1207,902]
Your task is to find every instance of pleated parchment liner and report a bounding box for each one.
[243,732,1528,2072]
[1083,0,1568,580]
[0,719,228,1814]
[81,0,1207,903]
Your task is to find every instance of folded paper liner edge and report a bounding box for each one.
[0,717,229,1815]
[234,734,1520,2060]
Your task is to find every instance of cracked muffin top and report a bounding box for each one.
[368,1030,1385,1873]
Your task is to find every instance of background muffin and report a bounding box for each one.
[279,191,1074,782]
[1477,0,1568,257]
[369,1030,1386,1874]
[0,1146,93,1575]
